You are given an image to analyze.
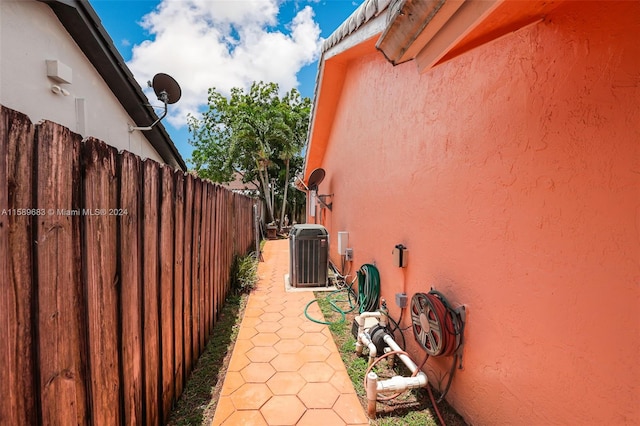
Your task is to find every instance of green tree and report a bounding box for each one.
[188,81,310,226]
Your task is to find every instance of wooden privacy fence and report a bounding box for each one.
[0,106,255,425]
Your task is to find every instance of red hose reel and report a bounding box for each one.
[410,290,465,403]
[410,291,464,357]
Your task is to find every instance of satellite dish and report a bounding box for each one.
[129,72,181,132]
[152,73,181,104]
[307,168,326,191]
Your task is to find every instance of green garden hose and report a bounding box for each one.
[304,285,358,325]
[304,263,381,325]
[357,264,381,313]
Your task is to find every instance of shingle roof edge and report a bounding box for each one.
[321,0,393,54]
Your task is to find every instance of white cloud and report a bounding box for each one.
[127,0,323,128]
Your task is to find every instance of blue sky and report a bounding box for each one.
[88,0,361,167]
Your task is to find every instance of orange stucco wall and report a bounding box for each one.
[312,1,639,424]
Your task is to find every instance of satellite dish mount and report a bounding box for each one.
[129,73,182,132]
[307,168,333,211]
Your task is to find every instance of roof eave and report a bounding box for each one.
[39,0,187,170]
[377,0,563,73]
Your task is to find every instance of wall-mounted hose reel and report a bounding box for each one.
[411,290,464,358]
[411,290,466,404]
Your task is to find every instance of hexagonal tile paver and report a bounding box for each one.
[229,383,272,410]
[233,339,254,355]
[243,307,264,318]
[246,346,279,363]
[255,321,282,333]
[278,316,303,328]
[263,303,285,313]
[299,362,335,382]
[269,353,305,372]
[239,316,261,329]
[299,345,331,363]
[333,394,369,424]
[266,371,307,395]
[329,372,355,394]
[297,409,345,426]
[236,326,257,340]
[298,320,326,332]
[221,410,268,426]
[260,395,306,425]
[276,326,303,339]
[298,382,340,409]
[212,396,234,425]
[220,371,245,396]
[251,332,280,347]
[280,307,304,317]
[241,362,276,383]
[273,339,304,354]
[260,312,283,322]
[298,332,328,345]
[227,353,251,372]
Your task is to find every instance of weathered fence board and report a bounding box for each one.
[205,184,215,335]
[173,170,185,398]
[183,174,194,377]
[142,160,161,425]
[191,178,202,363]
[82,138,121,425]
[35,120,89,425]
[0,105,255,426]
[119,151,143,425]
[1,108,37,425]
[198,184,207,351]
[159,165,175,420]
[0,106,11,425]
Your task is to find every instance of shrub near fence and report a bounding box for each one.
[0,106,255,425]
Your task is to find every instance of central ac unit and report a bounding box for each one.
[289,224,329,287]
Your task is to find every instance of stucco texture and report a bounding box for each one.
[312,1,639,424]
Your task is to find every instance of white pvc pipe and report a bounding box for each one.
[377,373,428,393]
[367,372,378,419]
[359,332,377,365]
[355,313,381,356]
[383,334,419,374]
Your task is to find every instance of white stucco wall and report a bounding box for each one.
[0,0,163,163]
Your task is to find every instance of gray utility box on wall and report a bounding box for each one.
[289,224,329,287]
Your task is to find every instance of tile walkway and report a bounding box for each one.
[212,239,369,426]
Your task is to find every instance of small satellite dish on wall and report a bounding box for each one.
[307,168,326,191]
[307,168,332,211]
[152,73,182,104]
[129,72,181,132]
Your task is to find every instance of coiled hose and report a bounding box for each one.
[304,263,381,325]
[357,264,380,313]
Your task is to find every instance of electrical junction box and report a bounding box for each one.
[392,244,407,267]
[345,248,353,261]
[395,293,407,308]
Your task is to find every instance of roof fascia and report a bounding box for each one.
[413,0,502,72]
[38,0,186,170]
[376,0,562,74]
